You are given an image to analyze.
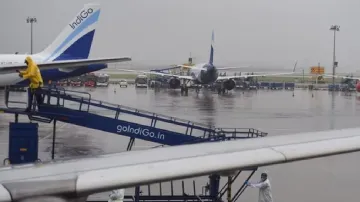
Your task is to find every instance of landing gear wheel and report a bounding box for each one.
[217,87,226,95]
[3,158,10,166]
[181,86,188,96]
[195,87,200,94]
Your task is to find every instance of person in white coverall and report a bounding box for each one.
[108,189,125,202]
[245,173,273,202]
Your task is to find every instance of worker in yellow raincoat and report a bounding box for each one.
[17,56,44,111]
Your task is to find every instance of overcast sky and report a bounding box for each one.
[1,0,359,73]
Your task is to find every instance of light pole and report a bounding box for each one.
[330,25,340,90]
[26,17,37,54]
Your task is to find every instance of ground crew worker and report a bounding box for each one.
[17,56,44,111]
[108,189,125,202]
[246,172,273,202]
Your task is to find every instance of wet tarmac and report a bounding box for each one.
[1,85,360,202]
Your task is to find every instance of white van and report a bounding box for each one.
[119,79,128,88]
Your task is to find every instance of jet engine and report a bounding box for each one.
[168,77,181,89]
[223,79,236,90]
[356,81,360,92]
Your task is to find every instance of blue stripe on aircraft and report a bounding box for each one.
[16,30,105,86]
[44,10,100,62]
[53,30,95,61]
[209,45,214,65]
[16,63,106,86]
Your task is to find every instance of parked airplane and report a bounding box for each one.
[0,127,360,202]
[118,31,296,94]
[0,3,131,87]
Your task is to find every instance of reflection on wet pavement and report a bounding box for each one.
[1,85,360,202]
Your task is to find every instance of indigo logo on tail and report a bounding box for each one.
[69,8,94,30]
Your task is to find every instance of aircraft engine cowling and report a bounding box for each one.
[168,77,181,89]
[356,81,360,92]
[223,79,236,90]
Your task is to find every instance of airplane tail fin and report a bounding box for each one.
[209,30,214,65]
[292,60,298,72]
[36,3,101,62]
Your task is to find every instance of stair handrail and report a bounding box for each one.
[41,87,91,111]
[44,87,215,129]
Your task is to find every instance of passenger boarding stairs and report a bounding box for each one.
[2,86,268,202]
[3,86,268,146]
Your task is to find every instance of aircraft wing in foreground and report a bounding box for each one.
[1,127,360,201]
[0,57,131,74]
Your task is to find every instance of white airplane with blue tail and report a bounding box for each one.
[118,31,296,94]
[0,3,131,87]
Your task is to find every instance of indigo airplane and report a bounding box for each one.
[0,3,131,87]
[118,31,296,94]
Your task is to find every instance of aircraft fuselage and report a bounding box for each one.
[0,54,106,87]
[188,63,218,85]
